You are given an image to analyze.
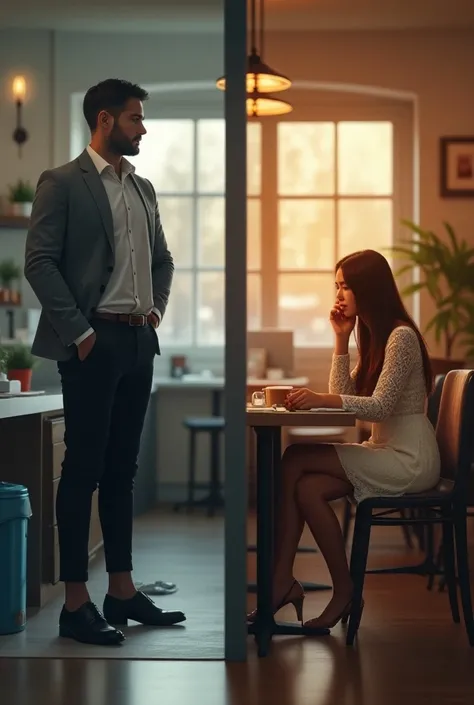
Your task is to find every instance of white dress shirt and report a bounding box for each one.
[75,146,157,345]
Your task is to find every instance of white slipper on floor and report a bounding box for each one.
[134,581,178,595]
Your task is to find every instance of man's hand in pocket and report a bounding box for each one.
[77,331,97,361]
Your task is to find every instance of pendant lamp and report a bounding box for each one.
[216,0,292,116]
[246,92,292,117]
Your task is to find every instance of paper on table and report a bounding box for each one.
[309,408,352,413]
[246,406,288,412]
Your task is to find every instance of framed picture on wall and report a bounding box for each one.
[440,136,474,198]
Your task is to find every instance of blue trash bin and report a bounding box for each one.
[0,482,32,635]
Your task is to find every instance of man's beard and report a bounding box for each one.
[107,127,140,157]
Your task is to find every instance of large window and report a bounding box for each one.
[131,118,227,346]
[132,108,407,349]
[274,120,394,346]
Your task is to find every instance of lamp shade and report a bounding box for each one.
[216,51,292,94]
[247,92,293,118]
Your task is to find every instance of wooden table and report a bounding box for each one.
[246,407,356,657]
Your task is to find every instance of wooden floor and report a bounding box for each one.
[1,508,474,704]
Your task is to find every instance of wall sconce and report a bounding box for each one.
[12,76,28,157]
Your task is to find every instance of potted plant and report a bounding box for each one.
[8,179,35,217]
[0,258,22,305]
[0,347,10,393]
[390,220,474,375]
[4,344,37,392]
[0,346,7,374]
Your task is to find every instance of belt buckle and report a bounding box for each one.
[129,314,146,327]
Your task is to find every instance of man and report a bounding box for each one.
[25,79,185,646]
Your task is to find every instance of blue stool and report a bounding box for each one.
[174,417,225,517]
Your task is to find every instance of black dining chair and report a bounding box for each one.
[341,374,446,564]
[343,369,474,647]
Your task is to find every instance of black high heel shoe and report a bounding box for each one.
[247,580,305,625]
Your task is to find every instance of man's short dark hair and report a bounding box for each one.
[83,79,149,132]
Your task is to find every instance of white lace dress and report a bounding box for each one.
[330,326,441,503]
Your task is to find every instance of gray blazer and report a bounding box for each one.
[24,149,174,361]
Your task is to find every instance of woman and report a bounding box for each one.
[248,249,441,630]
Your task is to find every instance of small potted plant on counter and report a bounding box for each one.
[0,347,9,393]
[4,344,37,392]
[8,179,35,217]
[0,258,22,305]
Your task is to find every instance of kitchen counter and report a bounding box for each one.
[0,392,64,420]
[0,380,160,421]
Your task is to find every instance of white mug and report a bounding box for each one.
[267,367,284,381]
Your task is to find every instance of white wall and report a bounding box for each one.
[0,30,54,205]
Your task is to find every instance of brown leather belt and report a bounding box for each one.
[92,312,153,327]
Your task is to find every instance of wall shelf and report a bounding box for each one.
[0,215,29,230]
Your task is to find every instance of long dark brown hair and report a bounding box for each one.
[336,250,433,396]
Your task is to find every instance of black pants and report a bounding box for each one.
[56,319,157,583]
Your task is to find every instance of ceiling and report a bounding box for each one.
[1,0,474,33]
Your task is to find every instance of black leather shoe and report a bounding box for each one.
[59,602,125,645]
[103,590,186,627]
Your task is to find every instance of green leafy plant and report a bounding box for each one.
[8,179,35,203]
[0,347,8,374]
[0,258,22,287]
[390,220,474,360]
[3,344,36,370]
